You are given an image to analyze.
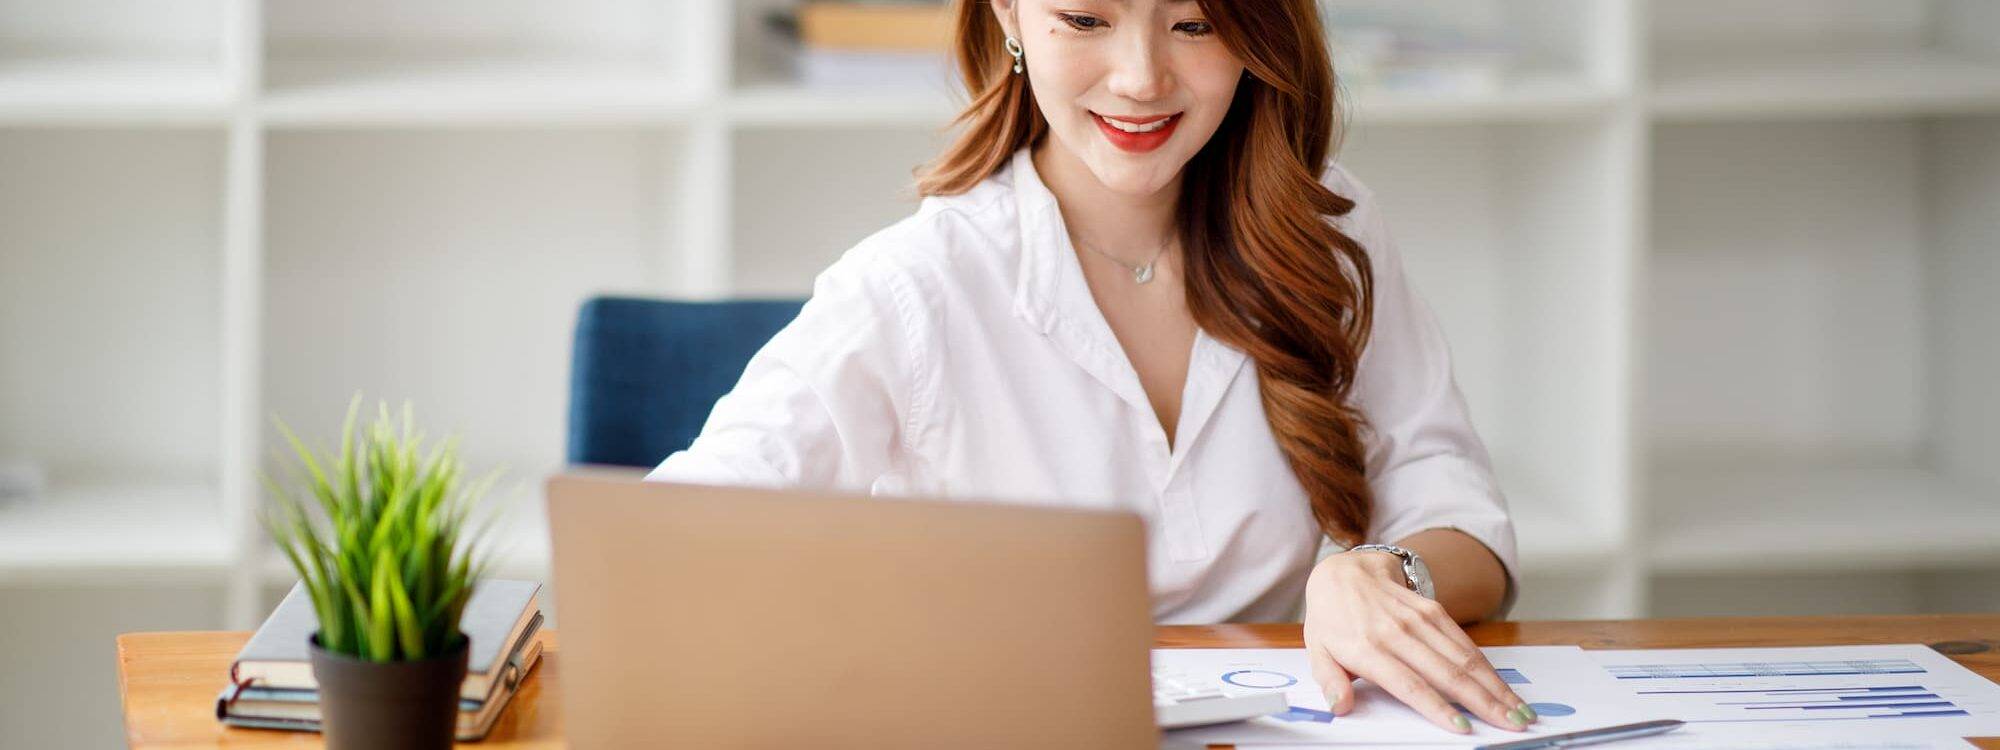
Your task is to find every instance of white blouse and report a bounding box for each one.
[648,148,1518,624]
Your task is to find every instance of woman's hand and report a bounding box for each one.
[1302,549,1536,735]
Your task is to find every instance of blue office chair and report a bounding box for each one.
[567,296,806,468]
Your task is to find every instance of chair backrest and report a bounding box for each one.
[567,296,805,468]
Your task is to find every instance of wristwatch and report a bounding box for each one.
[1348,544,1436,600]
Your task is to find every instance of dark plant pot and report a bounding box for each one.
[309,631,469,750]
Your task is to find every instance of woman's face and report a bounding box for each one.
[997,0,1247,196]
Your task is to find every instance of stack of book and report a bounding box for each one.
[790,1,953,90]
[215,579,544,741]
[1322,3,1515,94]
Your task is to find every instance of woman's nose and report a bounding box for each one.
[1105,32,1173,102]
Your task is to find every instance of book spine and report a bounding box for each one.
[214,679,245,721]
[222,713,496,741]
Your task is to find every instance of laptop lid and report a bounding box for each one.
[546,474,1157,749]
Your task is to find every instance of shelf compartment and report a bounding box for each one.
[1340,119,1639,552]
[1326,0,1633,95]
[0,0,234,122]
[1652,47,2000,120]
[1646,120,1928,449]
[0,481,227,582]
[263,0,709,126]
[1648,459,2000,573]
[262,129,667,488]
[1645,115,2000,574]
[0,128,224,493]
[0,128,227,581]
[730,125,947,295]
[1649,0,2000,120]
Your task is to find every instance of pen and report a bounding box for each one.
[1473,719,1684,750]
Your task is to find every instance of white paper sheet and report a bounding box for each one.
[1155,646,1652,745]
[1613,731,1977,749]
[1234,739,1973,750]
[1156,643,2000,748]
[1584,644,2000,743]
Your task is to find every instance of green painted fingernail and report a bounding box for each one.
[1452,714,1472,732]
[1507,708,1527,726]
[1520,703,1538,721]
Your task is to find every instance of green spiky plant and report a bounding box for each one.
[263,397,502,662]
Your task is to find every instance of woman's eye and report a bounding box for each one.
[1174,20,1214,37]
[1056,12,1106,32]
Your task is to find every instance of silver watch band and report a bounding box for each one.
[1348,543,1436,600]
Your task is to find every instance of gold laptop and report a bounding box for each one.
[545,473,1157,749]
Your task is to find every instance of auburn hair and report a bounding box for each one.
[917,0,1378,546]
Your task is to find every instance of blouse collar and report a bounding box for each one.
[1003,146,1249,475]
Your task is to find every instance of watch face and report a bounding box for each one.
[1408,556,1436,600]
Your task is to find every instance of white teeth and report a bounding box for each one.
[1100,114,1173,134]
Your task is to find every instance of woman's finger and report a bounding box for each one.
[1385,613,1529,732]
[1308,643,1356,714]
[1403,594,1534,723]
[1349,650,1473,735]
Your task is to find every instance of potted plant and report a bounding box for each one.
[264,398,501,750]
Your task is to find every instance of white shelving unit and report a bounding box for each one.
[3,0,1998,637]
[1639,0,2000,617]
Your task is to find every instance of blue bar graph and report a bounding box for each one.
[1643,686,1928,695]
[1607,659,1925,680]
[1752,704,1952,712]
[1880,710,1970,718]
[1632,681,1967,724]
[1604,660,1983,725]
[1717,693,1941,704]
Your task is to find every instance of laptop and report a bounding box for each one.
[546,473,1161,748]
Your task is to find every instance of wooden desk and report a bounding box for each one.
[120,615,2000,748]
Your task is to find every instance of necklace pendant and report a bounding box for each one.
[1133,263,1155,284]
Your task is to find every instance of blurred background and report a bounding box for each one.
[2,0,1998,746]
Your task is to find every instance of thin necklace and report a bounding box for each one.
[1073,234,1175,284]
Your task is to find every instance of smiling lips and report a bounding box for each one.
[1093,111,1182,153]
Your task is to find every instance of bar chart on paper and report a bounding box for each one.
[1590,645,2000,740]
[1607,658,1967,720]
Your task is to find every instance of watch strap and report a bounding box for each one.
[1348,544,1433,599]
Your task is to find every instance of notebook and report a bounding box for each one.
[217,626,543,741]
[226,579,542,702]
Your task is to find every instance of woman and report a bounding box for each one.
[650,0,1533,736]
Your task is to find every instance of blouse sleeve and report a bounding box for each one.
[1330,164,1523,619]
[645,243,933,494]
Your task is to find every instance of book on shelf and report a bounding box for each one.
[755,2,955,91]
[1323,4,1515,94]
[797,1,950,53]
[215,579,543,741]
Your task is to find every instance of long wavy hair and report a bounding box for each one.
[917,0,1378,545]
